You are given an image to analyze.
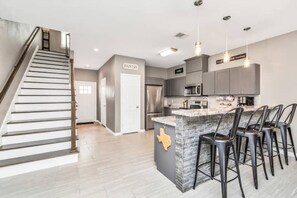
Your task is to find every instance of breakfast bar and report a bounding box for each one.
[152,106,260,193]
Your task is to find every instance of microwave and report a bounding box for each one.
[184,84,202,97]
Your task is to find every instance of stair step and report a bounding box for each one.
[30,67,69,75]
[23,82,70,89]
[25,76,69,84]
[31,65,69,71]
[4,126,72,136]
[37,50,66,56]
[21,87,71,90]
[34,58,69,64]
[31,63,69,69]
[24,81,69,85]
[26,75,69,80]
[32,61,69,67]
[15,102,71,111]
[20,88,71,96]
[28,71,69,79]
[29,70,68,75]
[0,137,74,151]
[0,149,78,178]
[0,149,75,167]
[35,54,68,61]
[11,110,71,121]
[8,117,71,125]
[17,95,71,103]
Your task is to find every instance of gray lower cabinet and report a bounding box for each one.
[215,69,230,95]
[165,77,185,97]
[202,71,215,95]
[186,71,202,86]
[230,64,260,95]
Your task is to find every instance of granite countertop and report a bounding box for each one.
[152,116,176,127]
[172,106,264,117]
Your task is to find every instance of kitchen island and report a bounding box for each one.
[152,106,260,193]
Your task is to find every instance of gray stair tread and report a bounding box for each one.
[18,94,71,96]
[0,149,77,167]
[35,55,68,60]
[38,50,66,55]
[29,70,69,75]
[31,66,69,71]
[21,87,70,90]
[33,58,69,63]
[7,117,71,124]
[11,109,71,114]
[0,136,76,151]
[27,75,69,79]
[24,81,69,85]
[15,101,71,104]
[3,126,72,136]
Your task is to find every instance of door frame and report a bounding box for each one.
[100,78,107,127]
[120,73,141,134]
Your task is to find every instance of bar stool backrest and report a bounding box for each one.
[246,105,269,133]
[279,103,297,127]
[265,104,283,127]
[214,107,244,141]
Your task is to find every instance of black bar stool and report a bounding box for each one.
[193,107,245,198]
[275,103,297,165]
[236,105,269,189]
[260,105,284,176]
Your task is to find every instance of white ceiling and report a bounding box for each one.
[1,0,297,70]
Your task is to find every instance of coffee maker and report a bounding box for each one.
[237,96,254,106]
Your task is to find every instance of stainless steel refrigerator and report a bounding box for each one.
[145,85,163,130]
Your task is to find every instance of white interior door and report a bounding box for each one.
[121,73,141,133]
[75,81,97,123]
[100,78,107,126]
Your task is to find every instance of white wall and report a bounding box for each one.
[208,30,297,144]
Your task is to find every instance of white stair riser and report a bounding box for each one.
[35,56,68,62]
[0,141,75,160]
[15,103,71,111]
[7,120,71,132]
[33,60,69,66]
[11,111,71,121]
[2,130,72,145]
[28,71,69,79]
[20,89,71,95]
[23,82,70,89]
[0,153,78,179]
[17,96,71,103]
[31,63,69,70]
[36,52,67,59]
[30,67,69,74]
[25,77,69,83]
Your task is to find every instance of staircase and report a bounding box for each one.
[0,49,78,178]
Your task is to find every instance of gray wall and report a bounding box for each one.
[145,66,167,79]
[49,29,65,53]
[208,30,297,146]
[74,68,98,82]
[167,64,186,79]
[97,56,116,131]
[0,19,41,131]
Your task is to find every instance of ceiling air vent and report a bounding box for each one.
[174,33,188,39]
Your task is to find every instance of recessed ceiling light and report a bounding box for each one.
[94,48,99,52]
[159,48,178,57]
[85,64,90,67]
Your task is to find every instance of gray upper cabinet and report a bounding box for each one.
[185,55,209,74]
[215,69,230,95]
[165,77,185,97]
[230,64,260,95]
[202,71,215,95]
[186,71,202,86]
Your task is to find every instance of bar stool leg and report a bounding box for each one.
[218,144,228,198]
[232,144,245,198]
[193,139,202,189]
[210,145,217,178]
[249,136,258,189]
[264,129,275,176]
[236,136,243,161]
[243,138,249,164]
[288,127,297,161]
[279,125,289,165]
[273,132,284,170]
[258,136,268,180]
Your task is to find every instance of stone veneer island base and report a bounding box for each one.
[153,106,260,193]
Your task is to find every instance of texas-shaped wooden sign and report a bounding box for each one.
[157,128,171,151]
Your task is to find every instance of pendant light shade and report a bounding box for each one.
[195,42,202,56]
[194,1,203,56]
[223,16,231,63]
[223,51,230,63]
[243,27,251,67]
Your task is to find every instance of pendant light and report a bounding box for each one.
[194,0,203,56]
[243,27,251,67]
[223,16,231,63]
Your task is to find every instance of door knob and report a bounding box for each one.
[136,106,139,108]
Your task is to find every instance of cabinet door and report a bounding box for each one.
[165,79,171,96]
[186,71,202,86]
[202,71,215,95]
[215,69,230,95]
[241,64,260,94]
[186,58,202,73]
[230,67,242,95]
[173,77,186,96]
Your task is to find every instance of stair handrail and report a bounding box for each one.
[68,34,77,153]
[0,26,41,104]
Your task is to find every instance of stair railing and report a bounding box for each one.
[67,34,78,153]
[0,26,41,104]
